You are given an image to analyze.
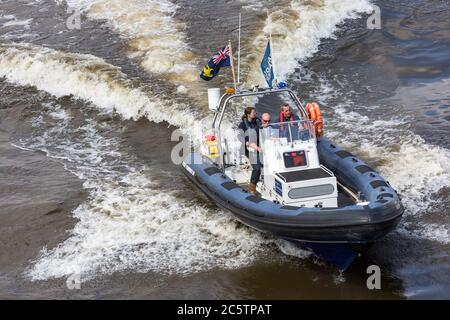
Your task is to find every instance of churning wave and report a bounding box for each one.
[0,43,199,129]
[58,0,199,86]
[14,100,271,281]
[4,0,447,282]
[0,0,380,280]
[246,0,373,85]
[306,76,450,244]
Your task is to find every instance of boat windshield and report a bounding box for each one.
[260,120,316,145]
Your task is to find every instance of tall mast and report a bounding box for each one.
[228,40,237,91]
[268,10,277,86]
[237,13,241,85]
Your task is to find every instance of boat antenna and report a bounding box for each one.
[228,39,237,91]
[237,13,241,86]
[267,10,277,87]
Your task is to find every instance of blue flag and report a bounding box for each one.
[261,41,274,88]
[200,46,231,81]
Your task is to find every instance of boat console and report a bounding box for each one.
[258,120,338,208]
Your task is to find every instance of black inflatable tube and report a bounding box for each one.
[182,139,404,244]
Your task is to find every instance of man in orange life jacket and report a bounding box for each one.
[277,103,299,123]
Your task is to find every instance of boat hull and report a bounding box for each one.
[182,138,404,244]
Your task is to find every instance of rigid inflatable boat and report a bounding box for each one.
[182,87,404,267]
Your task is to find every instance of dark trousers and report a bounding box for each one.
[248,152,262,184]
[250,163,261,185]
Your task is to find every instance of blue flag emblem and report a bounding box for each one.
[261,41,274,88]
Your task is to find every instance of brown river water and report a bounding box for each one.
[0,0,449,299]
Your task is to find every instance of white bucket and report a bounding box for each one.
[208,88,221,112]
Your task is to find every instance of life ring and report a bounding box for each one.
[306,102,323,137]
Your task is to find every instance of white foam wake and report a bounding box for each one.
[16,102,270,281]
[0,43,199,129]
[1,0,411,280]
[311,77,450,244]
[60,0,198,84]
[0,43,273,280]
[247,0,373,85]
